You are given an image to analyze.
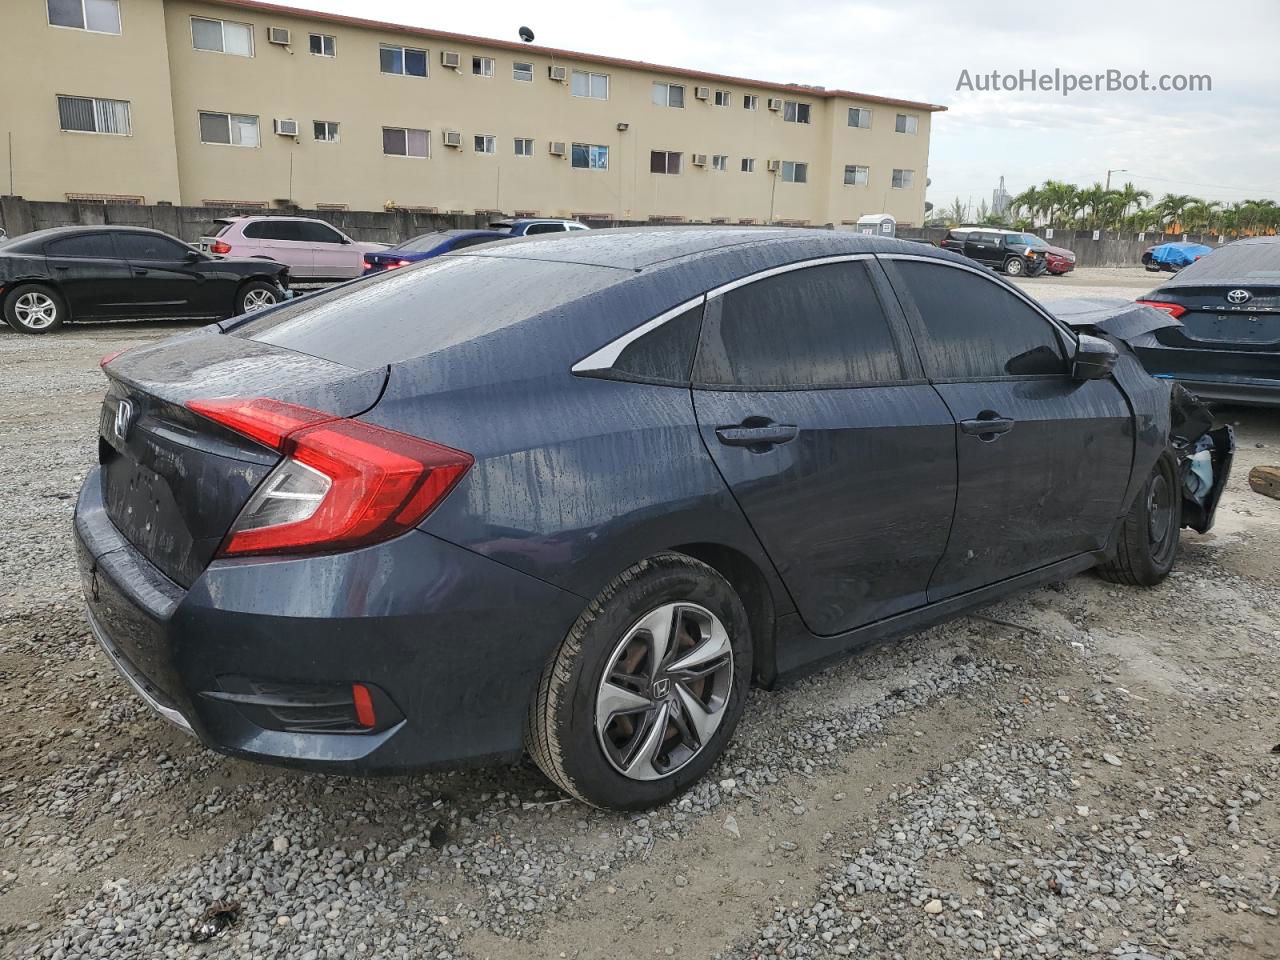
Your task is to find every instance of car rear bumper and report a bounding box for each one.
[1160,376,1280,406]
[1133,344,1280,406]
[74,466,585,772]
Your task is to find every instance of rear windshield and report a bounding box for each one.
[392,232,448,253]
[1172,242,1280,282]
[231,254,625,369]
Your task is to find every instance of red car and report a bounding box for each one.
[1041,242,1077,274]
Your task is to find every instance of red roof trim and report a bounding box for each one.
[196,0,948,112]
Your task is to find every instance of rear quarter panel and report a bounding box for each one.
[364,369,790,611]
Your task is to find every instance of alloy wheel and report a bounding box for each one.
[14,292,58,330]
[595,602,734,781]
[243,288,278,311]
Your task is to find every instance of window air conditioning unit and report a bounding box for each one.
[273,118,299,137]
[441,51,460,69]
[691,153,708,166]
[442,129,462,148]
[267,26,291,46]
[767,97,783,111]
[766,159,781,172]
[548,65,568,82]
[549,140,567,156]
[694,86,710,100]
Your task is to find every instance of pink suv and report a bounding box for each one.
[201,217,388,281]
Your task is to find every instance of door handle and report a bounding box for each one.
[133,268,149,276]
[53,265,69,271]
[715,420,799,451]
[959,414,1015,441]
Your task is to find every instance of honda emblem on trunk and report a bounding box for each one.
[112,399,134,443]
[1226,289,1251,304]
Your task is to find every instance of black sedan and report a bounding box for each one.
[1135,236,1280,405]
[0,226,289,334]
[77,229,1230,810]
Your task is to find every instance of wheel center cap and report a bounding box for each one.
[651,677,670,699]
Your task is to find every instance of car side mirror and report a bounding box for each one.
[1072,334,1118,380]
[184,250,202,262]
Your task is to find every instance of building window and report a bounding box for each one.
[47,0,120,34]
[571,143,609,169]
[650,151,682,175]
[380,44,427,77]
[743,95,759,111]
[472,56,494,77]
[199,111,260,147]
[711,154,728,172]
[309,33,335,56]
[895,113,918,134]
[57,95,131,135]
[513,61,533,82]
[781,161,807,183]
[383,126,429,157]
[474,134,496,154]
[741,158,755,173]
[514,137,534,156]
[848,107,872,128]
[843,164,869,185]
[651,82,684,108]
[782,100,811,124]
[191,16,253,56]
[892,168,915,188]
[713,89,731,107]
[313,120,339,142]
[571,70,608,99]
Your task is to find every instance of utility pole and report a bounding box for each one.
[1105,168,1127,191]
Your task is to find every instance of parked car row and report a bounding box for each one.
[940,227,1076,276]
[78,227,1233,809]
[0,217,589,333]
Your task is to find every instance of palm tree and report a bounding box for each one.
[944,198,969,226]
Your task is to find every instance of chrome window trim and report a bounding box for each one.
[571,253,877,374]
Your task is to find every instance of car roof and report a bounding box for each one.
[491,218,583,227]
[463,226,963,272]
[950,227,1028,235]
[1,224,176,245]
[1161,236,1280,287]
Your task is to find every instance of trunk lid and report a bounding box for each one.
[99,329,387,587]
[1152,284,1280,350]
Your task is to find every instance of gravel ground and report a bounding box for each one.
[1,272,1277,960]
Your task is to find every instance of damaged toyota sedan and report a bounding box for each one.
[75,229,1233,810]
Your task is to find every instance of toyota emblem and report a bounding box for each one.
[1226,289,1251,304]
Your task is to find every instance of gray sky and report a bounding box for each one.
[301,0,1280,210]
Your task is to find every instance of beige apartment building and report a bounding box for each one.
[4,0,945,225]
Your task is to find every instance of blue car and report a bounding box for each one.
[1142,241,1213,272]
[362,229,509,274]
[79,228,1228,809]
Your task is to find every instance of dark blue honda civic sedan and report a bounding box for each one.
[76,229,1231,809]
[361,229,510,274]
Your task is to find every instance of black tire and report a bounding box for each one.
[1003,257,1024,276]
[3,283,67,334]
[235,280,280,315]
[1096,455,1181,586]
[526,553,753,810]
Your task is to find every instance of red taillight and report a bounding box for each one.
[1135,299,1187,319]
[100,349,127,368]
[185,397,473,558]
[211,240,232,255]
[363,255,375,266]
[352,683,377,728]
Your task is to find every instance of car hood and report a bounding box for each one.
[1043,245,1075,258]
[1041,297,1181,344]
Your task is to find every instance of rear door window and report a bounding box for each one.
[45,234,118,259]
[891,260,1067,379]
[300,221,346,244]
[693,261,905,388]
[243,220,304,241]
[113,233,191,261]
